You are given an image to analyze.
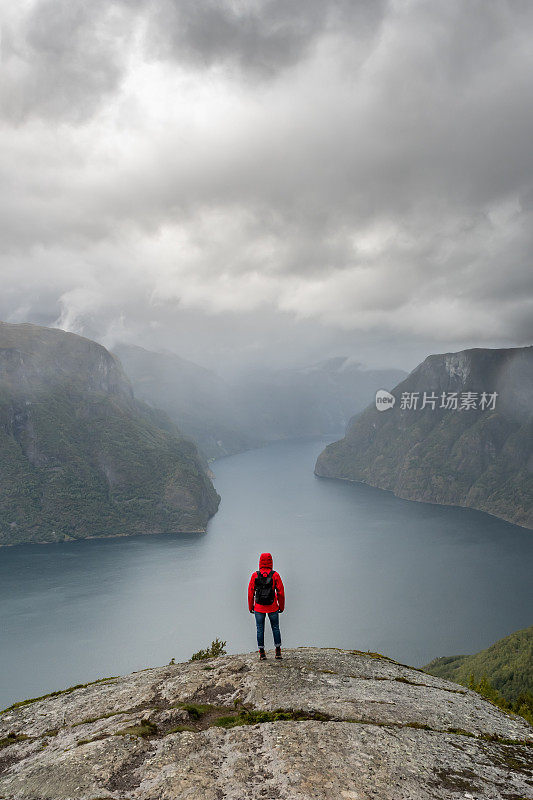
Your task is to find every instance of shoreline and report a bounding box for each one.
[314,470,532,532]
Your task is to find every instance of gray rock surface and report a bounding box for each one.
[0,647,531,799]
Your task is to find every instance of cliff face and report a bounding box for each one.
[0,323,219,545]
[315,346,533,529]
[0,647,531,799]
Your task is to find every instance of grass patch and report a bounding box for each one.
[1,677,119,714]
[392,676,466,693]
[76,733,109,747]
[213,708,331,730]
[114,719,158,739]
[175,703,212,720]
[72,709,133,727]
[162,703,333,733]
[0,732,29,749]
[356,650,388,660]
[447,727,476,738]
[344,717,533,746]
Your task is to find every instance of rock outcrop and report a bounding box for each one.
[0,322,219,545]
[1,647,531,799]
[315,346,533,529]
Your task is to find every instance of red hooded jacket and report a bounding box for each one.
[248,552,285,614]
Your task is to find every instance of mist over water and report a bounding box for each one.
[1,438,532,710]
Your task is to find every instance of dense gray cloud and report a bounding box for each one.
[143,0,387,77]
[1,0,532,371]
[1,1,133,123]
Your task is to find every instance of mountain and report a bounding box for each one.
[1,647,531,799]
[0,323,219,545]
[424,625,533,703]
[115,345,407,458]
[113,344,259,459]
[315,346,533,529]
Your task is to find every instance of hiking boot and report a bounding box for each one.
[259,648,267,660]
[275,646,282,660]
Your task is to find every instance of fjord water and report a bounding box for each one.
[1,438,532,709]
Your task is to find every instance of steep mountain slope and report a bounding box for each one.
[315,346,533,528]
[0,647,531,799]
[113,344,259,459]
[424,625,533,702]
[0,323,219,545]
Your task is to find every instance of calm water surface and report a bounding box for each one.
[1,438,532,708]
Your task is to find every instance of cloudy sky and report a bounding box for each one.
[1,0,532,371]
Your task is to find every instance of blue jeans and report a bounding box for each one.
[254,610,281,648]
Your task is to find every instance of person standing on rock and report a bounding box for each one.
[248,552,285,661]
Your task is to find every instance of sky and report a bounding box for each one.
[1,0,532,372]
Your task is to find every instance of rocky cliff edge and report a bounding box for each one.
[1,648,532,799]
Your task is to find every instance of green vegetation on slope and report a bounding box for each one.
[466,675,533,726]
[423,626,533,701]
[423,626,533,724]
[0,323,219,545]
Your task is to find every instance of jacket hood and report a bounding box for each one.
[259,552,273,571]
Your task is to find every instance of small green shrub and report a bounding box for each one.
[0,732,29,749]
[190,638,227,661]
[178,703,212,719]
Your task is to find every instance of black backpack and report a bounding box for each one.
[254,570,275,605]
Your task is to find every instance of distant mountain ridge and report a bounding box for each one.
[113,344,258,459]
[235,357,407,443]
[115,344,406,459]
[0,323,219,545]
[315,346,533,529]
